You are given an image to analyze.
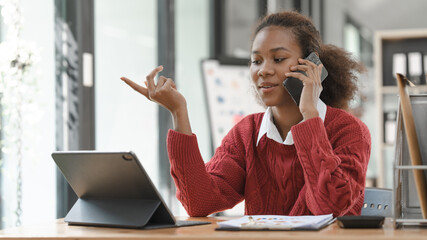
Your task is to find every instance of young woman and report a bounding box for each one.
[121,11,371,217]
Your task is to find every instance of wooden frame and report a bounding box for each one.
[396,74,427,219]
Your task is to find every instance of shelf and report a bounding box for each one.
[381,85,427,94]
[395,165,427,170]
[374,29,427,188]
[381,143,395,148]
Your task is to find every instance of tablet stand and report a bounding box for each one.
[65,198,175,228]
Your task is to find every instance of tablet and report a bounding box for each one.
[52,151,210,229]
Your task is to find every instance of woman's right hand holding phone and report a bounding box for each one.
[120,66,192,135]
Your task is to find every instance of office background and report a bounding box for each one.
[0,0,426,230]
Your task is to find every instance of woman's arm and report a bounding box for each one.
[167,124,247,217]
[121,66,246,217]
[284,59,370,216]
[290,116,371,217]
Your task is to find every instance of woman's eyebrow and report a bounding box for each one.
[270,47,290,53]
[252,47,290,54]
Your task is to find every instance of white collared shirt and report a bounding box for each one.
[256,100,327,146]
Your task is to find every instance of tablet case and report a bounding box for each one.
[52,151,209,229]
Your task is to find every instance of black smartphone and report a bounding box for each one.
[336,216,385,228]
[282,52,328,105]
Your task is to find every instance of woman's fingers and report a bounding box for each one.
[288,59,323,85]
[120,77,149,98]
[163,78,175,90]
[298,57,317,66]
[121,66,183,113]
[290,65,309,72]
[170,79,177,89]
[155,76,168,91]
[301,59,318,79]
[285,71,307,81]
[121,65,165,100]
[146,65,164,92]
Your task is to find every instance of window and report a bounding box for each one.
[94,0,159,193]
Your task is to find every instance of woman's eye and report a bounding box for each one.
[274,58,285,63]
[251,60,261,65]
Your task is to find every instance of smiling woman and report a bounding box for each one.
[120,10,371,218]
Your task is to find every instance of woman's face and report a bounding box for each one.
[250,26,303,107]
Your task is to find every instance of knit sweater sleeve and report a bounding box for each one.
[167,123,247,217]
[290,115,371,217]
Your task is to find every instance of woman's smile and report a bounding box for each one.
[258,81,280,93]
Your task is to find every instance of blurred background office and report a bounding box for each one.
[0,0,426,229]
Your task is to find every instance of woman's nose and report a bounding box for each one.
[258,63,274,77]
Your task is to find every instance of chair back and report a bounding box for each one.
[361,187,393,217]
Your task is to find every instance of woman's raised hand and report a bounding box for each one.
[120,66,187,115]
[285,58,323,120]
[121,66,192,135]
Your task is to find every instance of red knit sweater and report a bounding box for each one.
[167,106,371,217]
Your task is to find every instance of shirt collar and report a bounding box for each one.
[256,99,327,146]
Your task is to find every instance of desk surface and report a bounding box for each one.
[0,217,426,240]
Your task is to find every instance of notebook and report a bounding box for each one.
[216,214,334,231]
[52,151,210,229]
